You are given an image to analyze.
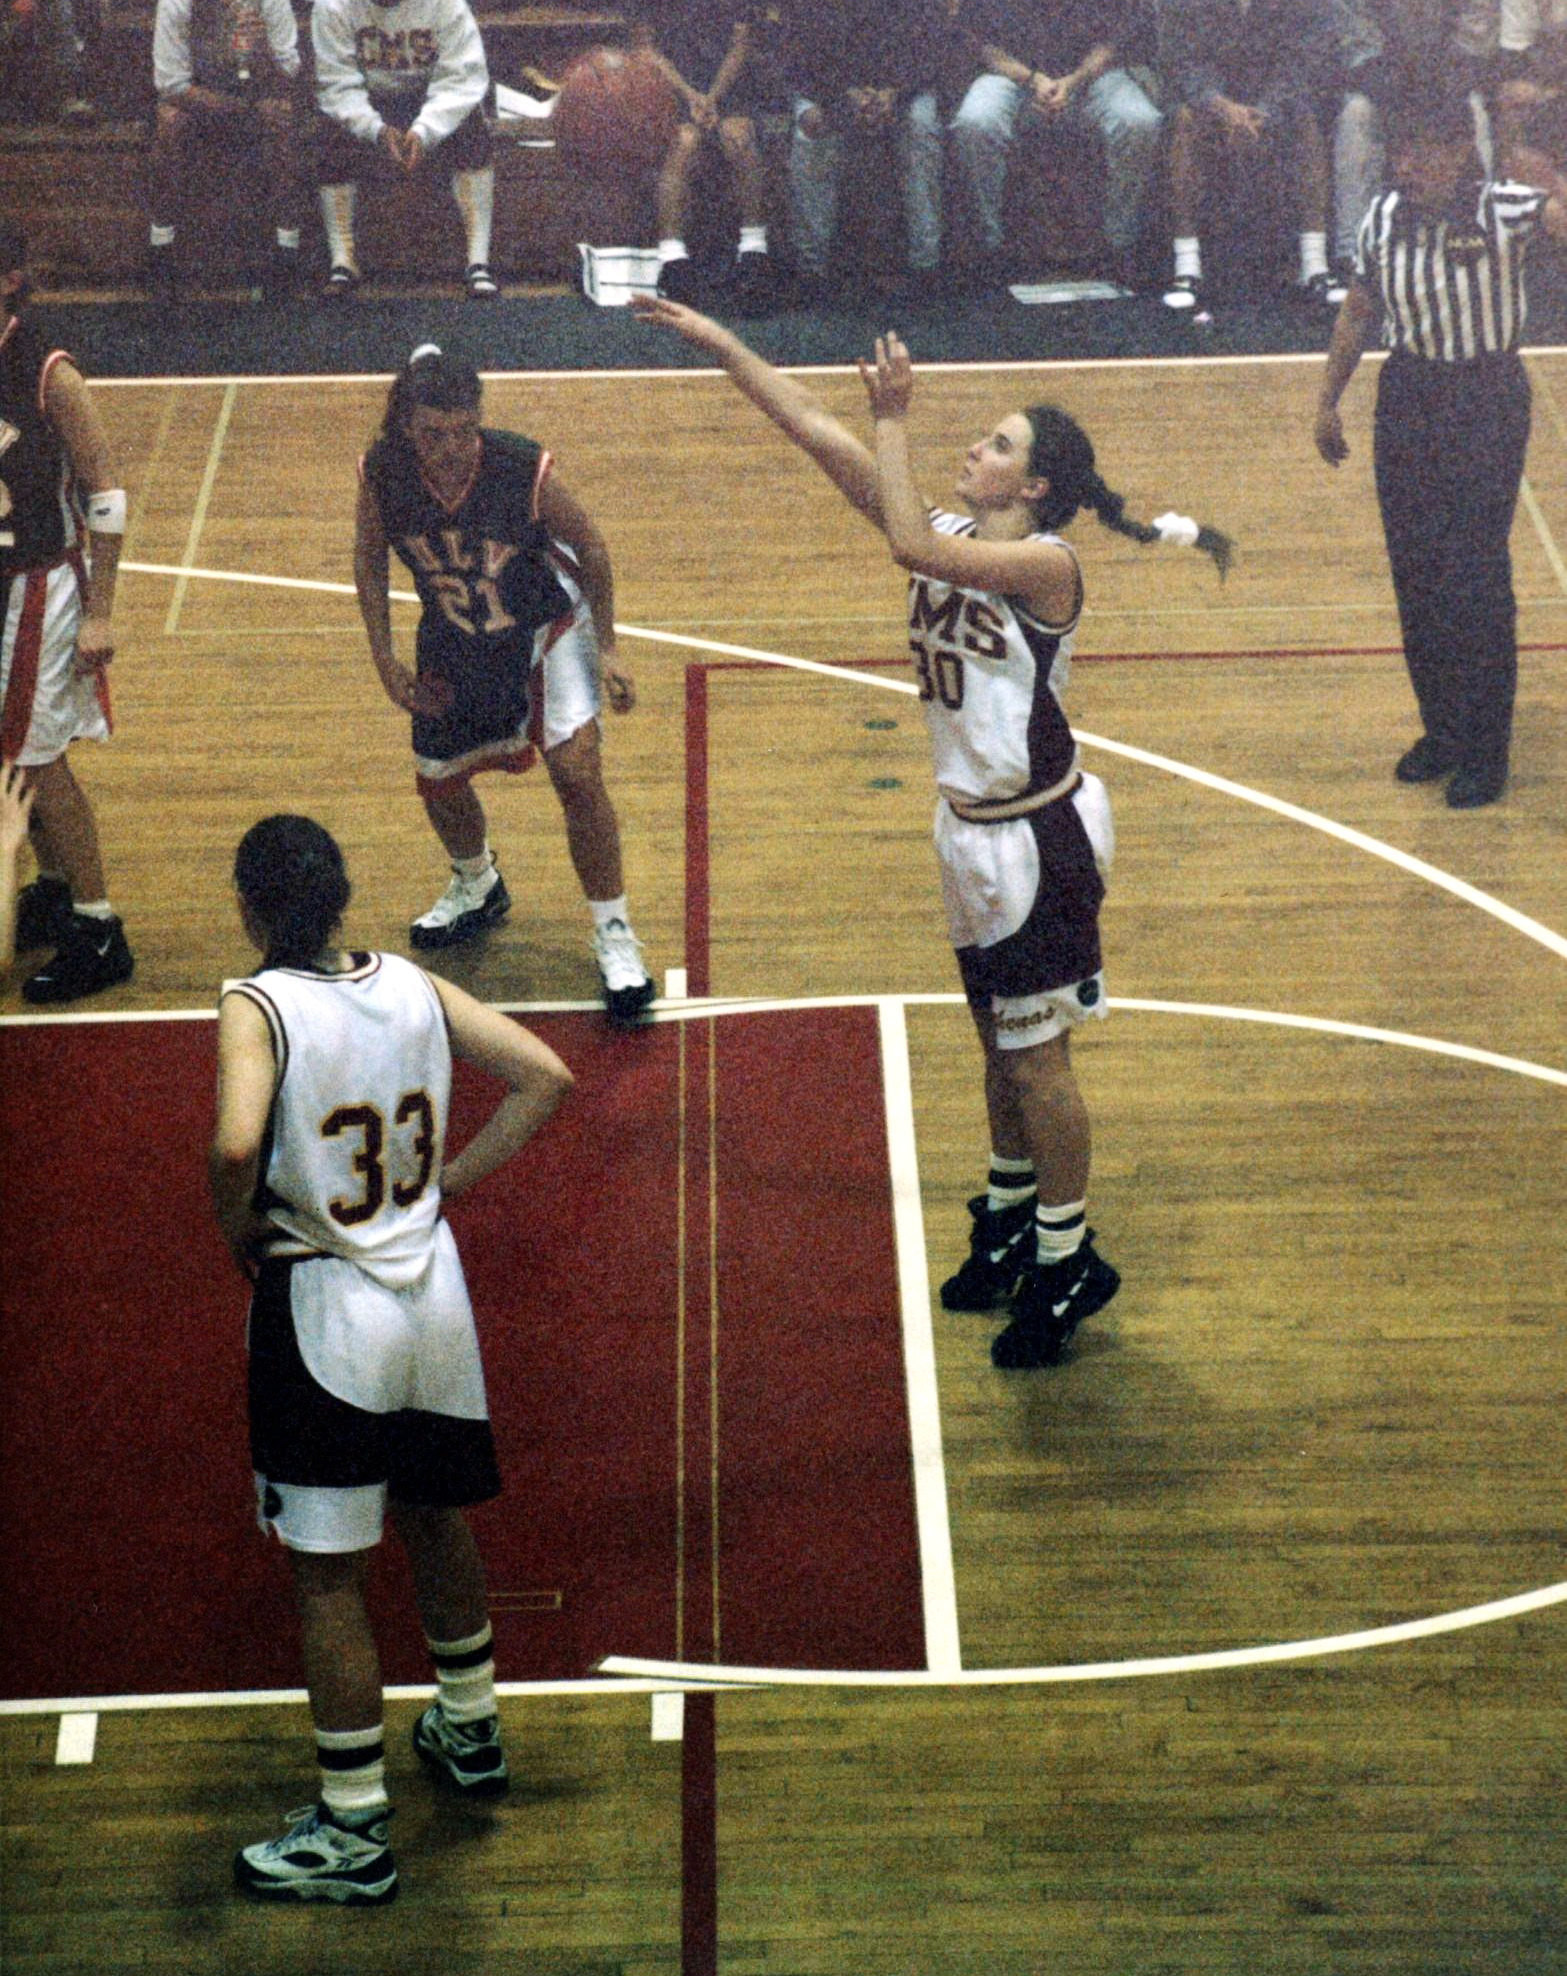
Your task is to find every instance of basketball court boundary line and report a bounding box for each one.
[83,344,1567,391]
[4,995,1562,1720]
[878,999,961,1674]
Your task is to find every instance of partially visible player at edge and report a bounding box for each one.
[354,345,655,1026]
[0,223,134,1005]
[213,813,572,1905]
[635,294,1230,1368]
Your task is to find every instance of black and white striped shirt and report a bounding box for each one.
[1355,181,1548,362]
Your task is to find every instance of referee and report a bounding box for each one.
[1314,83,1567,808]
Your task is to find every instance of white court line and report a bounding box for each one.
[163,384,237,635]
[650,1692,685,1742]
[0,1678,746,1719]
[6,993,1562,1714]
[1520,475,1567,597]
[599,1578,1567,1688]
[54,1713,98,1764]
[9,993,1567,1094]
[83,342,1567,392]
[878,1000,961,1675]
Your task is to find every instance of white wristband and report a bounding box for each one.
[84,488,127,534]
[1152,510,1200,548]
[409,342,442,365]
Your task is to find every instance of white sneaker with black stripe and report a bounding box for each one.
[592,917,654,1028]
[466,262,498,298]
[234,1803,396,1904]
[410,865,510,949]
[413,1704,509,1795]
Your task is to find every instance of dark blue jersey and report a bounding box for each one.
[361,426,573,650]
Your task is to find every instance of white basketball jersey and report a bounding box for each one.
[225,951,452,1289]
[909,512,1081,808]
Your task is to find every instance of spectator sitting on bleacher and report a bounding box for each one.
[947,0,1163,292]
[1493,1,1567,181]
[631,3,785,312]
[1330,2,1499,289]
[148,0,303,298]
[312,0,497,298]
[1155,0,1343,318]
[783,0,952,300]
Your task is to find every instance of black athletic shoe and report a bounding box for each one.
[991,1235,1119,1370]
[730,248,781,314]
[1394,736,1456,784]
[1446,765,1506,809]
[413,1704,509,1796]
[656,255,701,305]
[14,875,73,950]
[21,912,134,1005]
[939,1194,1037,1311]
[260,245,305,303]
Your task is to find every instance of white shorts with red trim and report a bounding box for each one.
[0,560,111,766]
[413,558,600,796]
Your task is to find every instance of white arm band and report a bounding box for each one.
[1152,510,1200,547]
[85,489,127,534]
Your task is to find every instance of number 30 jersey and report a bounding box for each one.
[908,511,1082,814]
[224,952,452,1289]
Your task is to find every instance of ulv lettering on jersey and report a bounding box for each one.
[354,25,438,71]
[402,533,520,581]
[909,580,1008,662]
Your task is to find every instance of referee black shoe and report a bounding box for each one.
[1394,736,1456,784]
[1446,766,1506,809]
[991,1235,1119,1370]
[21,912,134,1005]
[14,875,73,950]
[939,1194,1036,1311]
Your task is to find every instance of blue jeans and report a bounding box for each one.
[789,92,943,277]
[948,69,1162,253]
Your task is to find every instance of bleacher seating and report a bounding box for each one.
[0,1,1104,295]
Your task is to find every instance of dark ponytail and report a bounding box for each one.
[234,815,352,970]
[374,343,483,465]
[1024,403,1233,579]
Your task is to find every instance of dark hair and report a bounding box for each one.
[234,814,352,969]
[377,344,482,461]
[1023,404,1233,578]
[1384,80,1480,157]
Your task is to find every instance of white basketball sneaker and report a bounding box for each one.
[410,866,510,950]
[592,917,654,1028]
[233,1803,396,1905]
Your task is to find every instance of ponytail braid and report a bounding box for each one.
[1024,404,1234,579]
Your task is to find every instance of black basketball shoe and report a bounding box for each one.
[14,875,73,950]
[990,1235,1119,1370]
[21,912,134,1005]
[939,1194,1037,1311]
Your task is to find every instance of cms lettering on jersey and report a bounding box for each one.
[354,25,438,73]
[908,579,1009,663]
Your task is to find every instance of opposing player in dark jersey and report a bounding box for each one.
[638,295,1229,1368]
[0,225,134,1005]
[214,813,572,1904]
[355,345,654,1026]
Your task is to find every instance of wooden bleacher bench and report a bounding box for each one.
[0,1,1107,295]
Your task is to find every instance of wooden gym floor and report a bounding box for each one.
[2,346,1565,1973]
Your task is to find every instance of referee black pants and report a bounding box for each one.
[1373,349,1531,779]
